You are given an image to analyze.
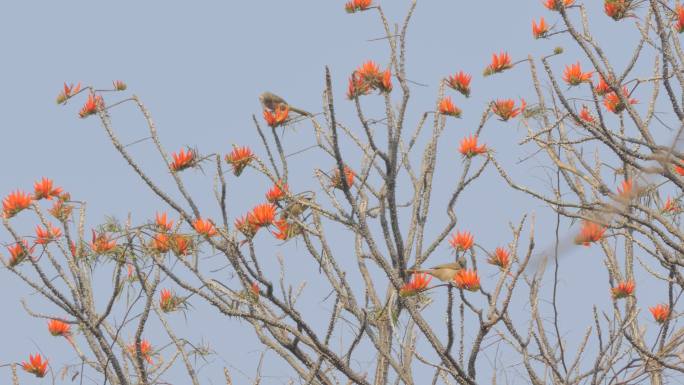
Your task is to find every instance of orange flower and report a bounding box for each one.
[662,196,680,214]
[675,164,684,176]
[483,52,512,76]
[492,98,525,121]
[438,96,462,118]
[611,280,635,299]
[271,219,300,241]
[331,166,355,189]
[170,148,196,171]
[400,273,432,297]
[263,104,290,128]
[488,247,510,269]
[79,93,104,118]
[446,71,472,97]
[449,231,474,252]
[563,62,593,86]
[603,86,637,114]
[604,0,633,20]
[49,198,74,222]
[150,233,171,253]
[159,288,179,312]
[56,82,81,104]
[579,105,594,123]
[543,0,574,11]
[347,72,371,99]
[454,269,480,291]
[6,240,33,267]
[574,221,606,246]
[532,17,549,39]
[357,60,381,81]
[594,75,612,95]
[91,230,117,254]
[128,339,154,364]
[33,178,63,200]
[266,181,288,203]
[225,146,254,176]
[676,5,684,33]
[248,203,277,227]
[21,354,48,378]
[617,178,634,198]
[3,190,32,218]
[345,0,372,13]
[649,303,670,323]
[34,223,62,245]
[459,135,487,158]
[250,281,260,298]
[155,212,174,232]
[379,69,392,93]
[235,214,258,239]
[170,234,192,256]
[113,80,127,91]
[193,218,217,237]
[47,319,71,338]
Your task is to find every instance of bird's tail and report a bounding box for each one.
[289,106,313,117]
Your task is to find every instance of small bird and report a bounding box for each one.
[407,256,467,282]
[259,91,312,117]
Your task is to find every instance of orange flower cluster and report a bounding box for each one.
[155,212,174,232]
[563,62,592,86]
[266,181,288,203]
[487,247,510,269]
[662,196,680,214]
[264,104,290,127]
[574,221,606,246]
[128,339,154,364]
[91,230,117,254]
[616,178,634,198]
[677,5,684,33]
[170,234,192,256]
[454,269,480,291]
[594,75,612,95]
[400,273,432,297]
[446,71,472,97]
[438,97,462,118]
[21,354,48,378]
[35,223,62,245]
[150,233,171,253]
[250,281,260,299]
[79,93,104,118]
[47,319,73,345]
[492,99,525,121]
[347,60,392,99]
[193,218,218,237]
[483,52,512,76]
[532,17,549,39]
[34,177,63,200]
[449,231,474,252]
[579,105,594,123]
[236,203,278,241]
[271,218,301,241]
[604,0,633,21]
[345,0,372,13]
[7,240,33,267]
[56,82,81,104]
[331,166,355,190]
[649,304,670,323]
[170,148,196,171]
[603,86,637,114]
[225,146,254,176]
[610,280,634,299]
[3,190,32,218]
[160,288,181,312]
[543,0,574,11]
[459,136,486,158]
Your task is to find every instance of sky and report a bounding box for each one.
[0,1,677,384]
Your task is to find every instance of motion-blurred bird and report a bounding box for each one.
[259,92,312,116]
[407,256,467,282]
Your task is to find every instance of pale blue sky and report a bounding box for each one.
[0,1,675,383]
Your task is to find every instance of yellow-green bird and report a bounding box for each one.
[407,256,467,282]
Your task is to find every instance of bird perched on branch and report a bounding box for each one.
[259,91,312,117]
[407,256,467,282]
